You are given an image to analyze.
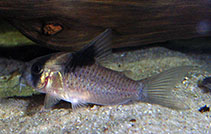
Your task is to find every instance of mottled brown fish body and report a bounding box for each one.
[61,63,140,105]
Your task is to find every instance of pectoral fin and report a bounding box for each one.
[44,94,61,109]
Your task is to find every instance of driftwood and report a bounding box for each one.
[0,0,211,50]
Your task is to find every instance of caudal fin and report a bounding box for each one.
[141,66,193,110]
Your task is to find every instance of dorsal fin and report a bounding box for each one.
[64,29,112,73]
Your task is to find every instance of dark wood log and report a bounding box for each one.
[0,0,211,50]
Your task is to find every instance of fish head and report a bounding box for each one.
[22,28,112,94]
[23,53,67,93]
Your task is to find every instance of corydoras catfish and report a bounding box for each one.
[22,29,191,110]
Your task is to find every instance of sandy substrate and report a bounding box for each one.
[0,46,210,134]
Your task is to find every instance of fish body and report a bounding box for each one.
[23,29,191,109]
[58,61,140,106]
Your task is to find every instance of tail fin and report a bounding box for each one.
[141,66,193,110]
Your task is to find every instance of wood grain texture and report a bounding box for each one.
[0,0,211,50]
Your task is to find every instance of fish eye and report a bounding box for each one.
[31,62,43,75]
